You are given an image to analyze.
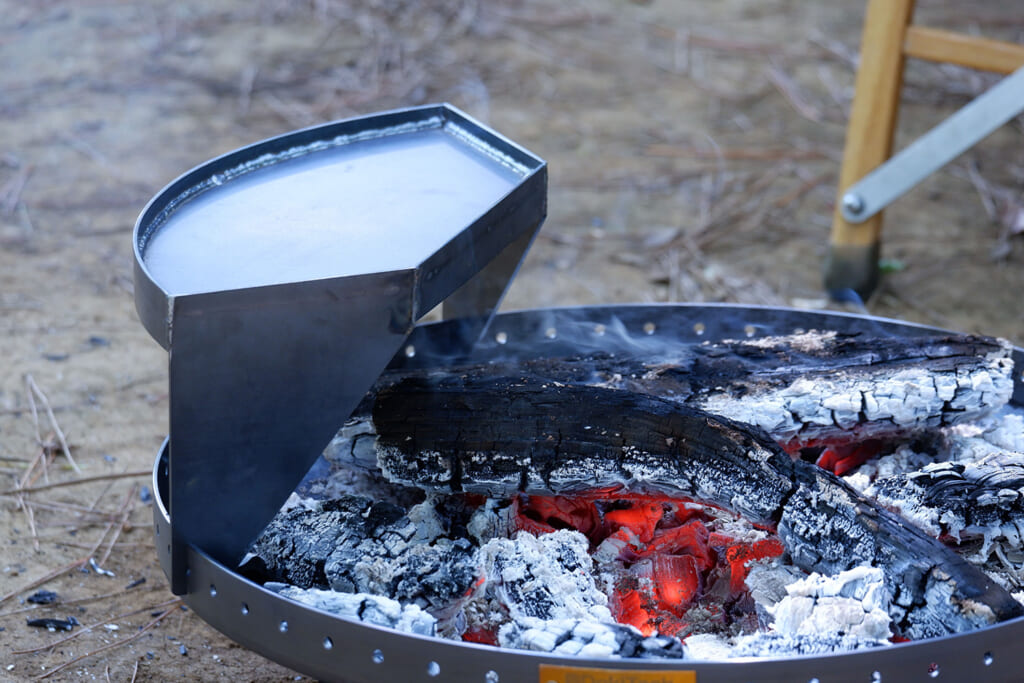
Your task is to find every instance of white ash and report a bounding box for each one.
[843,445,938,494]
[268,583,436,636]
[682,633,735,660]
[729,632,888,658]
[685,627,890,660]
[723,330,838,353]
[766,566,892,642]
[744,562,808,617]
[466,498,516,545]
[952,404,1024,452]
[472,530,612,624]
[499,616,684,659]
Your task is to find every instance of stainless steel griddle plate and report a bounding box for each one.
[133,104,547,592]
[153,304,1024,683]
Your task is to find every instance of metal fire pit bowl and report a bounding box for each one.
[149,304,1024,683]
[136,108,1024,682]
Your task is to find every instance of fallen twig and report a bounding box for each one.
[0,469,149,496]
[772,171,832,208]
[765,63,824,123]
[0,163,32,214]
[643,144,825,161]
[25,375,78,472]
[99,485,139,566]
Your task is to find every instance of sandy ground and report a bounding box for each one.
[1,1,1022,680]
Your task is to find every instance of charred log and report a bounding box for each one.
[870,452,1024,556]
[367,331,1013,452]
[372,374,1024,638]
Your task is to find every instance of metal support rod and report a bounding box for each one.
[841,64,1024,224]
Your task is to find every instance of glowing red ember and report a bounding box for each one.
[511,492,784,638]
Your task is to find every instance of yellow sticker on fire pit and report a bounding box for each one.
[539,664,696,683]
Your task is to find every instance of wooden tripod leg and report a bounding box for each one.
[825,0,915,300]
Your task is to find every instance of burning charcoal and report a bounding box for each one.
[241,496,371,588]
[324,499,477,612]
[243,494,478,613]
[268,584,436,636]
[766,566,892,641]
[498,616,684,659]
[371,374,1024,639]
[869,452,1024,559]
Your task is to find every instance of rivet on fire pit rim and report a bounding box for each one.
[544,327,557,339]
[495,331,508,345]
[278,620,288,634]
[643,321,656,335]
[743,324,757,337]
[871,671,882,682]
[484,670,499,683]
[404,344,416,358]
[808,678,820,683]
[427,661,440,677]
[323,637,333,650]
[928,662,940,678]
[693,322,706,336]
[372,649,384,664]
[209,584,217,597]
[240,603,249,615]
[593,323,606,336]
[984,652,994,666]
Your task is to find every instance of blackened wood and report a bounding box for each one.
[373,331,1013,450]
[373,374,1024,638]
[374,374,796,526]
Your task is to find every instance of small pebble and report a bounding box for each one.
[180,644,188,656]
